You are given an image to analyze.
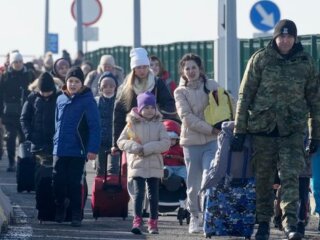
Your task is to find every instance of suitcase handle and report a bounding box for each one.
[104,150,122,186]
[226,147,250,181]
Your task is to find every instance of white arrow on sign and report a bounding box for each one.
[255,3,275,27]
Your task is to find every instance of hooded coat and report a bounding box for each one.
[117,108,170,178]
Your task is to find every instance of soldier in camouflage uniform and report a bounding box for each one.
[230,19,320,240]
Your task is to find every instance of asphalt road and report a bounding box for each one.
[0,154,319,240]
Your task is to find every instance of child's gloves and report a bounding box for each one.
[230,133,246,152]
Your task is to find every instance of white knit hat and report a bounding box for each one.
[10,52,23,64]
[130,47,150,70]
[99,55,115,66]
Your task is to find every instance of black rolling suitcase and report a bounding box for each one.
[16,141,36,193]
[35,163,88,223]
[35,163,55,222]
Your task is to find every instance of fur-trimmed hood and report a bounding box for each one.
[126,107,163,124]
[28,75,65,92]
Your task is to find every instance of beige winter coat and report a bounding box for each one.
[174,77,219,146]
[117,108,170,178]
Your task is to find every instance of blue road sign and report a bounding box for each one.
[250,1,280,32]
[48,33,59,54]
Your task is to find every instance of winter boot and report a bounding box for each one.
[283,226,302,240]
[131,216,143,234]
[296,222,305,238]
[255,222,270,240]
[148,218,159,234]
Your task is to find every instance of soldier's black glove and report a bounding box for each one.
[230,133,246,152]
[306,139,320,154]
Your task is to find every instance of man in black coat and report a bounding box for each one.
[0,51,34,171]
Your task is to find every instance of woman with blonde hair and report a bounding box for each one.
[112,47,176,153]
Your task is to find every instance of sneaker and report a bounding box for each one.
[148,218,159,234]
[188,215,200,234]
[131,216,142,235]
[255,222,270,240]
[284,226,302,240]
[55,199,70,223]
[297,222,305,237]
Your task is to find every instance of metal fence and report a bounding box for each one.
[85,35,320,84]
[85,41,214,82]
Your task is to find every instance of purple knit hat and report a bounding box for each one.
[137,91,156,112]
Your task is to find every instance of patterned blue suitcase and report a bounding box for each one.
[203,149,256,239]
[201,122,255,239]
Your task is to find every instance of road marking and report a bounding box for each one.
[0,205,32,239]
[0,183,17,186]
[31,236,135,240]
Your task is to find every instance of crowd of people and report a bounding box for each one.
[0,18,320,240]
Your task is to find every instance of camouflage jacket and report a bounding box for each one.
[234,41,320,139]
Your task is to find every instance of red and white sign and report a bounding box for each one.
[71,0,103,27]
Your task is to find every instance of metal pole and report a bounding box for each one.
[215,0,226,89]
[133,0,141,48]
[44,0,49,54]
[225,0,239,97]
[76,0,83,52]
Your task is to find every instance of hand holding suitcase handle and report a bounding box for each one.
[104,150,122,188]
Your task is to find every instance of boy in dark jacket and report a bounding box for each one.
[20,72,60,163]
[0,52,34,171]
[53,67,100,227]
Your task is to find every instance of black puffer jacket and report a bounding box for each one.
[0,66,34,122]
[20,90,60,154]
[96,95,115,148]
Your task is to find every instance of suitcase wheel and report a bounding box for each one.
[177,208,184,225]
[185,209,190,225]
[244,237,251,240]
[205,233,211,238]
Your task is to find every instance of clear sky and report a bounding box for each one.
[0,0,319,62]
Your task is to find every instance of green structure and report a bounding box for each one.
[85,35,320,84]
[85,41,214,82]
